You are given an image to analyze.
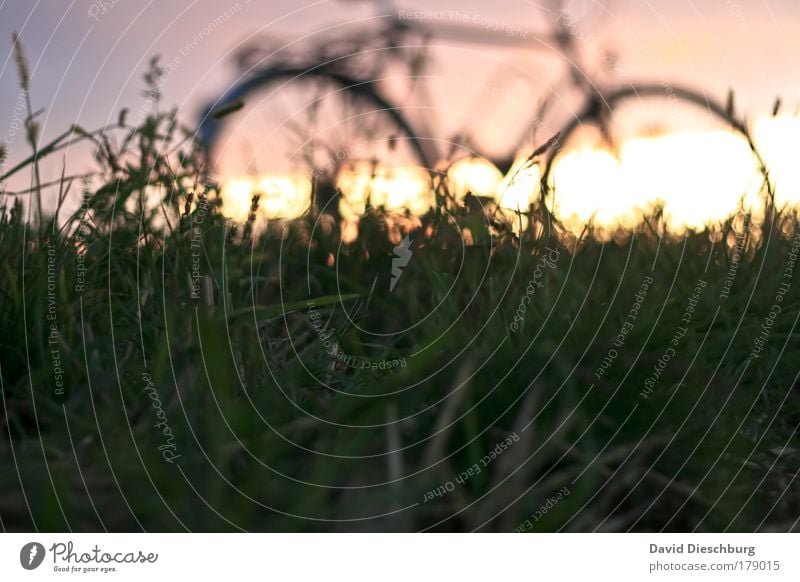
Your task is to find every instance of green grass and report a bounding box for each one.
[1,66,799,532]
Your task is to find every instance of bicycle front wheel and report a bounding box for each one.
[538,84,768,232]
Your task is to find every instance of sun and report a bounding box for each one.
[217,113,800,232]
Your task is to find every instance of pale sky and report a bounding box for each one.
[1,0,799,188]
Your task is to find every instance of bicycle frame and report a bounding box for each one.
[364,1,584,166]
[202,0,588,170]
[200,0,764,216]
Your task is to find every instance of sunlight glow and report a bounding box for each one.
[550,131,764,232]
[335,163,434,219]
[753,113,800,209]
[218,114,800,234]
[220,175,312,221]
[495,154,541,212]
[447,157,504,199]
[619,131,762,231]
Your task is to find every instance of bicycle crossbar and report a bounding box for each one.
[407,20,560,51]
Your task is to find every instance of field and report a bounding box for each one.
[1,72,800,533]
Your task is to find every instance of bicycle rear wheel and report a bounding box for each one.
[198,67,435,219]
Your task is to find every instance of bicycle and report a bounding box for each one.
[197,0,767,221]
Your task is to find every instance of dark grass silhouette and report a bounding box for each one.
[0,45,799,533]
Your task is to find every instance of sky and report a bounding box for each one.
[1,0,799,190]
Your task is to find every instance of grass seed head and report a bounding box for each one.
[12,32,30,92]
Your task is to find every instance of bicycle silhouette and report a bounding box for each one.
[198,0,764,218]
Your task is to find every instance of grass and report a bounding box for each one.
[1,60,799,533]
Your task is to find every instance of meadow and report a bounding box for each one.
[1,58,799,533]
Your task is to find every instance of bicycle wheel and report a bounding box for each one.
[198,67,436,219]
[538,84,768,232]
